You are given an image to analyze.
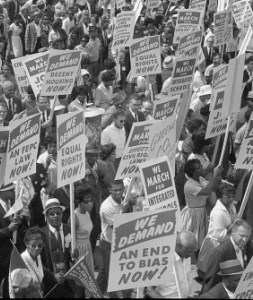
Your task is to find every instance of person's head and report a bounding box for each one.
[104,57,116,71]
[206,34,214,48]
[45,133,57,157]
[100,143,116,162]
[231,219,251,250]
[113,109,126,129]
[52,18,62,30]
[217,181,236,207]
[192,134,212,154]
[246,55,253,72]
[141,100,153,118]
[13,14,21,25]
[213,52,221,66]
[162,56,175,81]
[3,81,15,99]
[24,226,45,259]
[219,260,243,292]
[75,185,94,213]
[110,180,125,203]
[161,42,170,54]
[75,85,89,104]
[37,94,49,112]
[129,94,142,114]
[67,9,74,20]
[44,198,65,228]
[184,158,202,180]
[176,231,198,259]
[0,183,15,203]
[90,14,98,25]
[32,10,41,24]
[0,101,8,123]
[80,34,89,47]
[101,70,115,88]
[188,118,206,135]
[85,142,100,166]
[2,62,12,78]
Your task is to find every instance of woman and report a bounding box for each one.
[181,159,222,251]
[40,14,52,49]
[94,70,114,111]
[67,27,80,49]
[68,85,89,112]
[188,134,215,178]
[197,182,237,277]
[0,101,8,126]
[96,143,116,201]
[48,18,67,46]
[74,34,90,58]
[0,62,19,96]
[8,14,23,58]
[22,85,36,110]
[10,227,55,298]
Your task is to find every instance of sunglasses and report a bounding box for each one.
[49,211,62,216]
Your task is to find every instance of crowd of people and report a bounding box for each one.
[0,0,253,298]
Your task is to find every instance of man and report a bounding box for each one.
[76,11,90,39]
[204,52,221,84]
[68,85,89,112]
[88,25,101,78]
[242,55,253,103]
[0,81,23,122]
[101,109,126,170]
[200,259,243,299]
[189,85,212,118]
[98,19,111,67]
[55,0,67,17]
[161,55,176,94]
[41,198,77,298]
[141,100,154,120]
[62,8,75,36]
[125,94,145,139]
[0,183,22,298]
[25,10,42,54]
[202,219,251,293]
[97,180,125,298]
[146,231,198,298]
[202,34,216,67]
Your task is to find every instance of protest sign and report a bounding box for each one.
[0,128,8,186]
[189,0,206,10]
[167,57,197,96]
[57,110,87,188]
[232,0,253,28]
[176,30,202,58]
[173,9,203,44]
[41,50,82,96]
[11,57,29,98]
[111,11,135,50]
[149,116,176,176]
[4,114,40,185]
[212,64,229,91]
[115,120,155,180]
[234,257,253,298]
[206,89,237,139]
[108,209,177,291]
[153,94,179,120]
[130,36,161,78]
[235,112,253,169]
[209,0,217,11]
[22,51,49,98]
[65,254,102,298]
[139,156,180,212]
[147,0,160,9]
[214,11,233,46]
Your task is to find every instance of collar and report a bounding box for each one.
[110,195,122,207]
[215,199,230,212]
[48,223,63,234]
[230,236,241,253]
[222,283,234,299]
[175,252,183,262]
[129,107,136,118]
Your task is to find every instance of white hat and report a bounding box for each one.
[43,198,65,215]
[162,56,175,69]
[81,69,91,78]
[198,85,212,97]
[37,0,46,5]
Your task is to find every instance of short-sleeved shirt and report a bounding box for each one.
[184,178,208,208]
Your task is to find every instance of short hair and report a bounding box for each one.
[101,70,115,82]
[104,57,116,70]
[81,34,90,41]
[192,134,212,154]
[184,159,201,178]
[217,181,235,198]
[100,143,116,160]
[130,93,142,102]
[2,62,12,71]
[188,118,206,133]
[231,219,251,233]
[113,109,126,119]
[111,179,124,187]
[246,55,253,64]
[75,185,93,202]
[44,133,57,146]
[24,226,46,245]
[3,81,14,90]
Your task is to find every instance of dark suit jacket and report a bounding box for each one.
[242,69,252,101]
[0,203,12,268]
[125,109,145,140]
[0,95,23,122]
[202,237,247,293]
[202,46,218,67]
[199,282,229,299]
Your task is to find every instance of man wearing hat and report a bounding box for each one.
[41,198,77,298]
[0,183,22,298]
[25,10,42,54]
[200,259,243,298]
[88,25,101,78]
[189,85,212,118]
[161,55,175,94]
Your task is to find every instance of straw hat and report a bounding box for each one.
[43,198,65,215]
[0,183,15,192]
[217,259,244,276]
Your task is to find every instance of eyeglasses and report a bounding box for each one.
[118,120,126,123]
[49,211,62,216]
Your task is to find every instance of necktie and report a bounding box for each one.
[235,247,244,267]
[104,30,107,46]
[5,200,10,213]
[8,98,13,112]
[55,228,63,251]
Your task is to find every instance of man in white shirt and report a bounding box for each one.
[62,9,75,36]
[101,109,126,170]
[146,231,198,298]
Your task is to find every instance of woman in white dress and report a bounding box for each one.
[8,14,23,58]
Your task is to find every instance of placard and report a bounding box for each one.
[11,57,29,98]
[0,128,9,186]
[176,30,203,58]
[153,94,179,120]
[235,257,253,298]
